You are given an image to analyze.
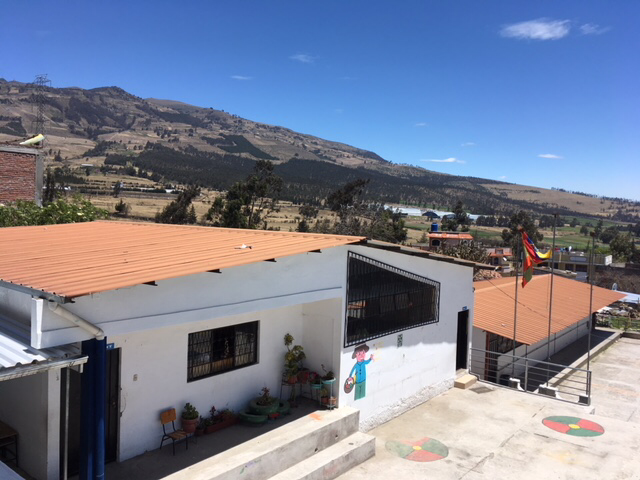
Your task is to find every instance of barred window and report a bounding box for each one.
[345,252,440,346]
[188,321,258,381]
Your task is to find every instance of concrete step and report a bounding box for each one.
[166,406,360,480]
[269,432,375,480]
[454,373,477,389]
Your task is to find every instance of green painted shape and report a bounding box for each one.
[422,438,449,458]
[567,428,604,437]
[385,441,415,458]
[544,416,582,425]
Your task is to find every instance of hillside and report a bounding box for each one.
[1,78,638,219]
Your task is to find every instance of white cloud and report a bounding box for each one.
[231,75,252,81]
[414,122,428,127]
[290,53,315,64]
[421,157,465,164]
[461,142,476,147]
[580,23,610,35]
[499,175,507,180]
[538,153,563,159]
[500,18,570,41]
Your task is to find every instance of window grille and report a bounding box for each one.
[187,321,258,381]
[345,252,440,346]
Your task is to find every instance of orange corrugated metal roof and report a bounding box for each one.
[474,275,625,345]
[0,221,365,300]
[428,233,473,240]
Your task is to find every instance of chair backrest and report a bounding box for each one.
[161,408,177,425]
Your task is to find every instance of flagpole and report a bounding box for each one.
[587,231,596,372]
[512,230,521,378]
[546,214,557,364]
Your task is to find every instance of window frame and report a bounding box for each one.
[187,320,259,382]
[344,252,440,347]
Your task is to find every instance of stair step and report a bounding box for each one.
[269,432,375,480]
[166,407,360,480]
[454,374,477,389]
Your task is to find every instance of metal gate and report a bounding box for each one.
[469,347,592,405]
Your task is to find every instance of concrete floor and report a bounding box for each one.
[60,336,640,480]
[339,336,640,480]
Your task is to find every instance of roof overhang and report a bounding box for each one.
[0,314,87,382]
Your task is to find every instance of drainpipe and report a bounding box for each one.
[48,302,104,340]
[48,302,106,480]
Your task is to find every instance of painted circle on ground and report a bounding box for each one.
[386,437,449,462]
[542,416,605,437]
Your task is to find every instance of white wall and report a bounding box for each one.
[472,317,591,380]
[0,370,60,480]
[301,299,342,378]
[111,301,338,461]
[337,246,474,430]
[33,249,346,348]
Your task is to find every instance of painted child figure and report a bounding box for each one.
[348,344,374,400]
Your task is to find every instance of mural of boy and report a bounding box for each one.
[346,343,374,400]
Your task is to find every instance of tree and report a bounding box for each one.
[600,226,619,244]
[610,233,632,261]
[204,160,283,229]
[297,205,319,233]
[570,217,579,228]
[441,201,470,232]
[501,210,543,249]
[155,186,200,224]
[0,196,108,227]
[580,225,589,236]
[594,219,604,239]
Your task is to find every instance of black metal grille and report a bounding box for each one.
[187,321,258,381]
[344,252,440,346]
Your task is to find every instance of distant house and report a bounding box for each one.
[485,247,513,268]
[422,211,440,219]
[0,222,480,479]
[472,275,624,386]
[0,145,43,205]
[384,205,423,217]
[428,232,473,249]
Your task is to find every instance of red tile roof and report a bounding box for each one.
[0,221,365,300]
[474,275,625,345]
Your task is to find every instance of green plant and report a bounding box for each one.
[182,402,199,420]
[284,333,306,379]
[256,387,277,406]
[321,364,335,381]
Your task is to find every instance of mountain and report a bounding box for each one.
[0,78,637,219]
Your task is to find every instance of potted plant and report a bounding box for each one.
[205,406,238,434]
[181,403,200,434]
[283,333,306,384]
[321,364,336,384]
[248,387,279,416]
[310,372,323,390]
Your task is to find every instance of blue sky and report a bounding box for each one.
[2,1,638,200]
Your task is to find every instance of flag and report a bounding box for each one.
[521,231,552,287]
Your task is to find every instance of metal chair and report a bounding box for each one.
[160,408,189,455]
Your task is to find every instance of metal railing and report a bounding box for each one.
[469,347,592,405]
[597,315,640,332]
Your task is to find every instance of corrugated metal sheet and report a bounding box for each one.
[0,313,87,381]
[0,221,365,299]
[428,233,474,240]
[474,275,625,345]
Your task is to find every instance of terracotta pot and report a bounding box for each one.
[287,375,298,384]
[181,417,199,434]
[328,397,337,406]
[321,396,328,405]
[205,416,238,434]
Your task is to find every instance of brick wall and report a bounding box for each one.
[0,146,42,205]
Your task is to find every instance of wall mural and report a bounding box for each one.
[344,343,374,400]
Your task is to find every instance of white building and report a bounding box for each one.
[0,222,478,479]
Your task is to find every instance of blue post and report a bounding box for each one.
[80,339,95,480]
[94,337,107,480]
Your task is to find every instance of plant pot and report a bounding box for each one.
[328,396,337,406]
[287,375,297,384]
[310,382,322,390]
[248,397,279,415]
[321,396,328,405]
[205,416,237,434]
[322,377,336,385]
[298,369,310,384]
[181,417,199,434]
[239,410,268,425]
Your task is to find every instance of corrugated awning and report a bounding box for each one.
[0,314,87,382]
